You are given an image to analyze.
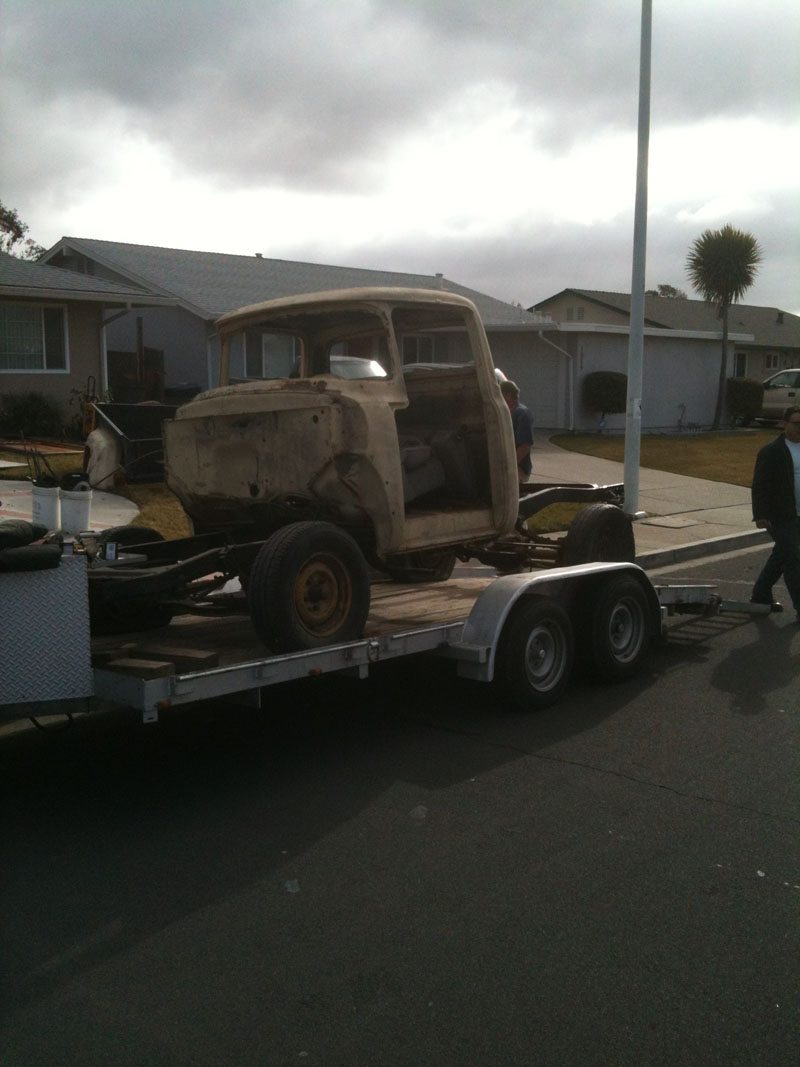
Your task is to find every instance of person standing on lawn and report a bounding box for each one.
[500,379,535,488]
[750,405,800,620]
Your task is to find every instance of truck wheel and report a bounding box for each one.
[496,597,574,710]
[561,503,634,566]
[586,575,652,682]
[248,521,370,652]
[384,547,457,583]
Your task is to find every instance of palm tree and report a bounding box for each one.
[686,224,762,430]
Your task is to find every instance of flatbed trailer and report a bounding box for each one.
[0,553,770,730]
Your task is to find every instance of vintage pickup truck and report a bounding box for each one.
[155,287,633,651]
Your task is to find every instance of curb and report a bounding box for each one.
[636,528,771,570]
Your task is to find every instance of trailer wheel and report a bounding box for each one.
[384,547,457,583]
[561,503,635,566]
[496,597,574,711]
[586,575,652,682]
[248,521,370,652]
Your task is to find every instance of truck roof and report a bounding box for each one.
[215,286,481,335]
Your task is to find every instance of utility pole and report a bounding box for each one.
[623,0,652,517]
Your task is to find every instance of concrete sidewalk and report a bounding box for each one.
[530,433,769,568]
[0,435,770,566]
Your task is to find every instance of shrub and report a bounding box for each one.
[582,371,628,416]
[725,377,763,422]
[0,390,64,439]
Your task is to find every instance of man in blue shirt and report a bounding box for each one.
[500,379,535,488]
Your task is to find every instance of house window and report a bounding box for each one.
[765,352,780,370]
[566,307,574,322]
[576,307,585,322]
[245,331,299,378]
[0,304,67,372]
[402,335,434,364]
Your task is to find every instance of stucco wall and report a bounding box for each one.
[105,306,214,391]
[488,331,565,428]
[535,294,629,327]
[571,331,733,432]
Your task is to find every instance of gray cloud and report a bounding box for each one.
[1,0,797,312]
[3,0,796,191]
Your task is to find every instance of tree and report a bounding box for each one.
[645,283,687,299]
[0,200,45,260]
[686,224,762,430]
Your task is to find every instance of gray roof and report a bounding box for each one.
[532,288,800,349]
[0,250,169,304]
[41,237,547,329]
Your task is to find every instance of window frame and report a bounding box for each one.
[0,301,69,374]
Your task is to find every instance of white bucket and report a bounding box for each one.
[31,484,61,531]
[60,487,93,537]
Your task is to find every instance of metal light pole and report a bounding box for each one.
[623,0,652,517]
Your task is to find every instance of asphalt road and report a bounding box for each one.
[1,545,798,1066]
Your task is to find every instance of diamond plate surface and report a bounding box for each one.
[0,555,93,703]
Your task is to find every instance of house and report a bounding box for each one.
[0,251,175,428]
[39,238,560,416]
[534,288,800,381]
[530,287,800,431]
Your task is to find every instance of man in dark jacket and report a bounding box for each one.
[750,405,800,619]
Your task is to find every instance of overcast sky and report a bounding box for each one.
[2,0,798,312]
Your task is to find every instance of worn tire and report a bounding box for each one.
[248,521,370,652]
[384,547,457,583]
[496,596,574,711]
[0,543,62,572]
[561,503,635,566]
[96,525,164,550]
[585,575,652,682]
[91,527,173,633]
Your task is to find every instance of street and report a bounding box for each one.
[1,544,798,1066]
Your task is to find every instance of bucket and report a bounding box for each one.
[31,484,61,531]
[60,487,93,537]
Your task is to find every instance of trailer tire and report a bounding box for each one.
[561,503,635,566]
[248,521,370,652]
[384,547,457,583]
[586,575,652,682]
[496,596,574,711]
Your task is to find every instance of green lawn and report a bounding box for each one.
[551,429,774,488]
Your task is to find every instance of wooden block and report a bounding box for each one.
[91,643,137,667]
[105,657,175,679]
[128,645,219,670]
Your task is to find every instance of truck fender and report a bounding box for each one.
[456,562,660,682]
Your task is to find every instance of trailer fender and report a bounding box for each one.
[456,562,660,682]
